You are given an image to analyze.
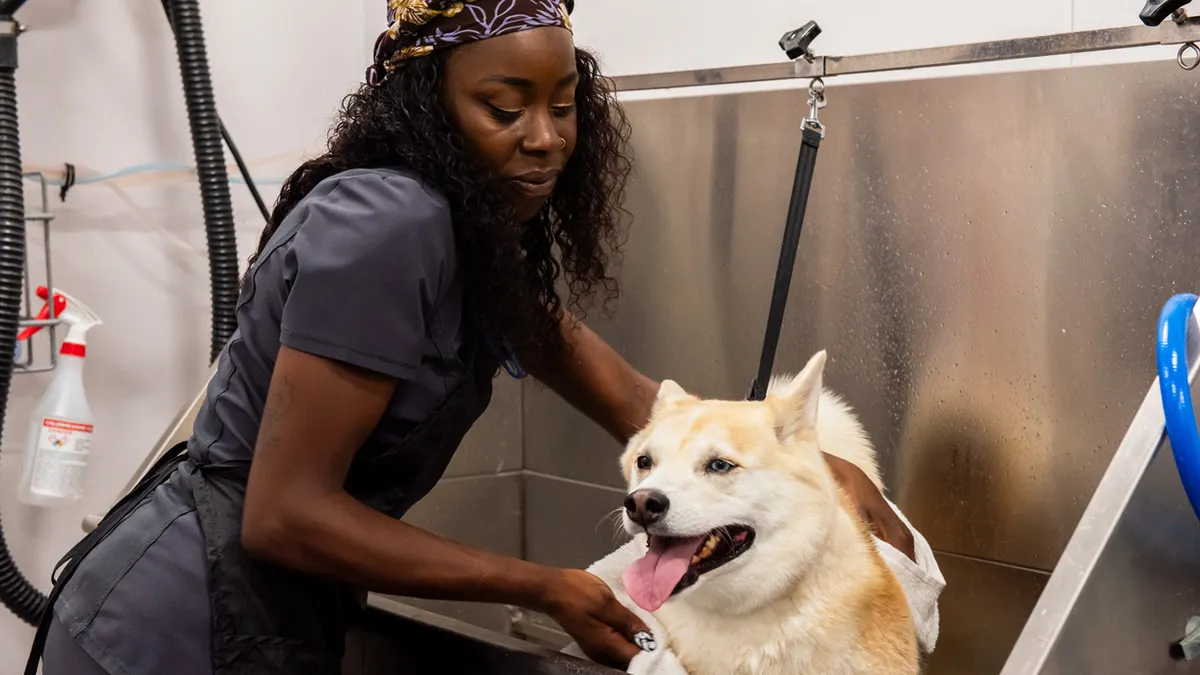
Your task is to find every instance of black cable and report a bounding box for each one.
[160,0,271,226]
[220,119,271,224]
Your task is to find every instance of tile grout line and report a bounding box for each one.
[521,469,626,493]
[932,548,1053,576]
[438,470,524,484]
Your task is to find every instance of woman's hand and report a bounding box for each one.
[822,453,916,561]
[539,569,650,669]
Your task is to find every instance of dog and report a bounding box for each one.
[616,350,919,675]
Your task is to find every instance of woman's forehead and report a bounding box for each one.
[446,26,576,87]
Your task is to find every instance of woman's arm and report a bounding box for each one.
[241,346,648,667]
[524,313,658,444]
[243,347,549,603]
[527,313,917,561]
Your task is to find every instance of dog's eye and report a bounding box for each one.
[636,455,653,470]
[706,458,736,474]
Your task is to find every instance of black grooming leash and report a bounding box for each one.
[747,21,827,402]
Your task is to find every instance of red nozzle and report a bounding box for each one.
[17,286,67,341]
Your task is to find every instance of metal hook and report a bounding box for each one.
[805,77,827,135]
[1179,42,1200,70]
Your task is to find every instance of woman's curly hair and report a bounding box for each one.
[250,47,632,361]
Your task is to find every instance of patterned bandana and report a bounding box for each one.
[367,0,574,87]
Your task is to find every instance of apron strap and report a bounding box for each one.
[23,441,190,675]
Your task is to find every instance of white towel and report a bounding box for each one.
[562,499,945,674]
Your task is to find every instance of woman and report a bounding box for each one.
[31,2,914,673]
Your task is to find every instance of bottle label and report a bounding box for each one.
[29,417,93,499]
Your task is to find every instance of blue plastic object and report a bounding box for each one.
[1156,293,1200,522]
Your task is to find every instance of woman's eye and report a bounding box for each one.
[636,455,652,470]
[706,458,736,474]
[487,104,522,122]
[552,104,575,118]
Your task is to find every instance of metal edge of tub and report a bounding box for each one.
[349,594,622,674]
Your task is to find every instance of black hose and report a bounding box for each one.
[0,0,244,626]
[0,24,49,624]
[166,0,239,362]
[157,0,270,227]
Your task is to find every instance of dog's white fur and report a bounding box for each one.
[618,351,918,675]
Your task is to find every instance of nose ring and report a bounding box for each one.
[559,137,567,150]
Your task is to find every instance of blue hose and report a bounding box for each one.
[1156,293,1200,522]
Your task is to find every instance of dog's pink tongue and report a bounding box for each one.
[623,535,705,612]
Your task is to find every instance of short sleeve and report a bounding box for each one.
[279,172,454,379]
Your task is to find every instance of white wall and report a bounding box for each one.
[571,0,1179,96]
[0,0,1175,671]
[0,0,369,668]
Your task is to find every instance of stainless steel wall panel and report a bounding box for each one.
[523,385,625,489]
[445,372,523,479]
[523,472,630,570]
[926,554,1049,675]
[1019,439,1200,674]
[522,58,1200,572]
[395,473,523,632]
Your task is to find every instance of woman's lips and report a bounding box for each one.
[508,173,558,198]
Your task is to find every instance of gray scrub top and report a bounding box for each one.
[51,168,470,675]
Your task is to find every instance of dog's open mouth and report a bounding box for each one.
[622,526,756,612]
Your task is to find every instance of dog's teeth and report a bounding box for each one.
[690,554,701,565]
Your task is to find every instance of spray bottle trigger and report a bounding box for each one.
[16,286,67,341]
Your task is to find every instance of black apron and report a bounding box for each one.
[26,335,496,675]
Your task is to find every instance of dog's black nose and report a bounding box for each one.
[625,489,670,526]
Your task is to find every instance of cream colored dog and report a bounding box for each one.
[615,350,918,675]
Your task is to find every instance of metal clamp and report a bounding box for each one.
[805,77,827,136]
[779,21,822,63]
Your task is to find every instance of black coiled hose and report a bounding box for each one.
[166,0,239,362]
[0,0,241,627]
[0,11,49,624]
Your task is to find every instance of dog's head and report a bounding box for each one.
[619,351,840,614]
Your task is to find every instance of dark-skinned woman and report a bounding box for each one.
[30,2,915,673]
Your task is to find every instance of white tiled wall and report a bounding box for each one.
[0,0,1179,671]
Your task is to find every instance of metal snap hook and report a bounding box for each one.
[805,77,828,136]
[808,77,827,112]
[1178,42,1200,71]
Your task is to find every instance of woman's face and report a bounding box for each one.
[443,27,578,222]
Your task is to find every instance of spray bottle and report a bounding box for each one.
[17,286,103,507]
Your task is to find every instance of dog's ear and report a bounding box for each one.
[768,350,826,441]
[651,379,693,415]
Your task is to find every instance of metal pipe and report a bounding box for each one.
[613,20,1200,92]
